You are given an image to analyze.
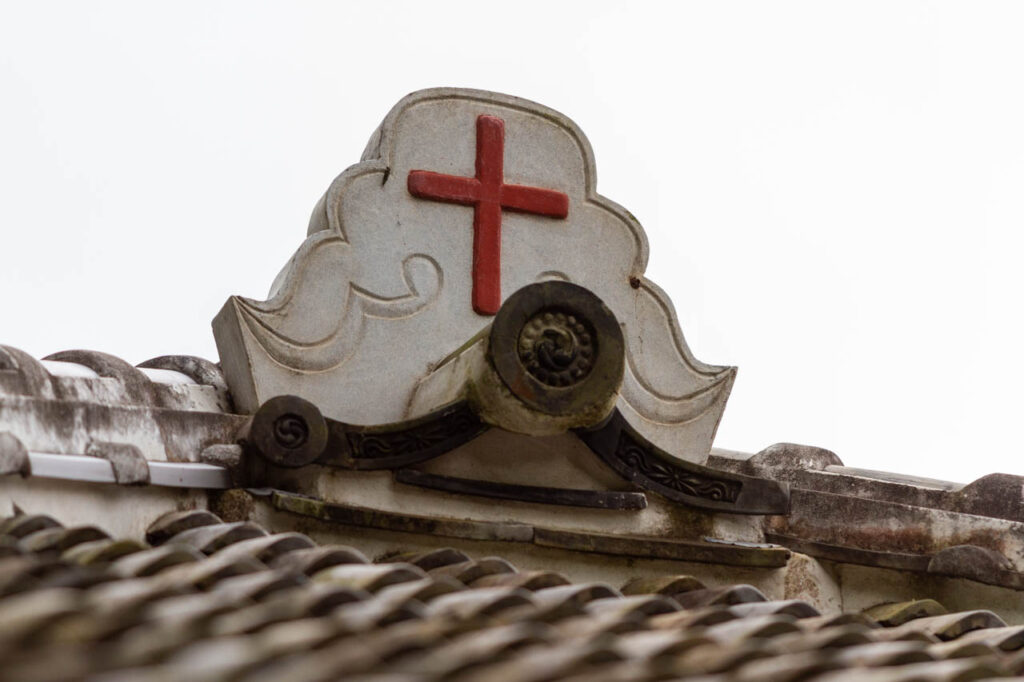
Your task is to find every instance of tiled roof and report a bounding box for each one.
[2,510,1023,682]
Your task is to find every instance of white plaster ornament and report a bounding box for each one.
[214,88,735,464]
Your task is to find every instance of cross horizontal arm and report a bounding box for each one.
[408,171,481,205]
[501,184,569,218]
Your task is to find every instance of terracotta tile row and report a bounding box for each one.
[0,511,1021,682]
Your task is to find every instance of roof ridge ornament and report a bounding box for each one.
[214,87,735,466]
[234,279,788,515]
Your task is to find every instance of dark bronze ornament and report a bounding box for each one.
[240,395,789,515]
[239,395,328,468]
[239,398,486,471]
[576,410,790,515]
[490,281,624,417]
[615,433,740,502]
[338,402,487,469]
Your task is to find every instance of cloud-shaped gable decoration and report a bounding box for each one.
[213,88,735,464]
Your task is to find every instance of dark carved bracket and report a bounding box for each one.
[240,397,788,515]
[324,401,488,470]
[575,410,790,515]
[238,397,488,471]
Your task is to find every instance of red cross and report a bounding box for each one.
[407,115,570,315]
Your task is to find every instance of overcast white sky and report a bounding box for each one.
[2,2,1023,483]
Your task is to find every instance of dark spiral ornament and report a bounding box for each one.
[517,308,596,387]
[273,413,309,449]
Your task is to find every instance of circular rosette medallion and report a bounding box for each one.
[491,281,624,419]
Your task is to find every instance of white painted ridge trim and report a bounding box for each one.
[25,452,230,489]
[29,452,115,483]
[149,461,232,488]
